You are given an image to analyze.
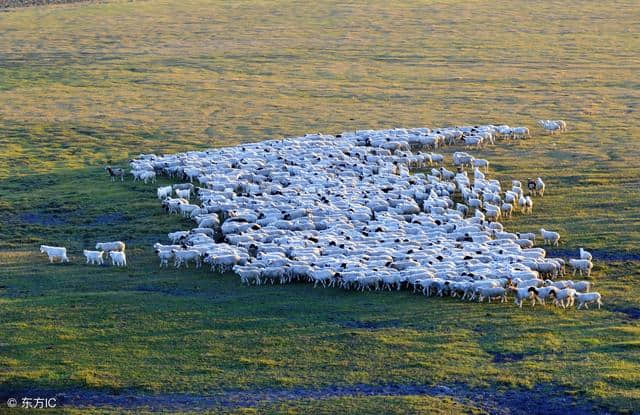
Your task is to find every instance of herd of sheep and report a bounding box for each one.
[40,120,603,310]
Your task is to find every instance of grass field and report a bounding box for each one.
[1,0,639,413]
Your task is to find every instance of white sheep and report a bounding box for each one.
[473,158,489,172]
[109,251,127,267]
[510,286,535,308]
[569,259,593,277]
[168,231,189,244]
[575,292,602,310]
[516,232,536,242]
[96,241,126,252]
[550,288,576,308]
[175,188,191,199]
[157,186,172,200]
[83,250,104,265]
[40,245,69,263]
[579,248,592,261]
[524,196,533,214]
[540,229,560,246]
[172,249,201,268]
[476,286,507,303]
[535,177,545,197]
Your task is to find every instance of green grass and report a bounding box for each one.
[1,0,640,413]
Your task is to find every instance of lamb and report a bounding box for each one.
[155,249,174,268]
[96,241,126,252]
[579,248,593,261]
[157,186,173,200]
[569,259,593,277]
[109,251,127,267]
[540,229,560,246]
[40,245,69,263]
[575,292,602,310]
[105,166,125,182]
[83,250,104,265]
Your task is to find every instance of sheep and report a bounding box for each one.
[131,169,156,183]
[516,232,536,242]
[40,245,69,263]
[537,120,565,135]
[533,286,558,305]
[83,250,104,265]
[105,166,125,182]
[540,229,560,246]
[579,248,593,261]
[549,288,576,308]
[473,158,489,172]
[153,242,182,251]
[155,249,174,268]
[512,127,530,139]
[510,286,536,308]
[157,186,173,200]
[575,292,602,310]
[172,183,195,191]
[476,286,507,303]
[568,280,592,293]
[96,241,126,252]
[524,196,533,214]
[518,195,527,214]
[569,259,593,277]
[175,188,191,199]
[109,251,127,267]
[501,203,513,219]
[168,231,190,243]
[514,238,533,249]
[172,249,201,268]
[535,177,545,197]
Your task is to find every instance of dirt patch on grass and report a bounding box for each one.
[341,319,403,330]
[91,213,128,226]
[0,383,610,414]
[612,307,640,320]
[491,352,526,363]
[19,212,68,226]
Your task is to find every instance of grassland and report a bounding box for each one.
[0,0,639,413]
